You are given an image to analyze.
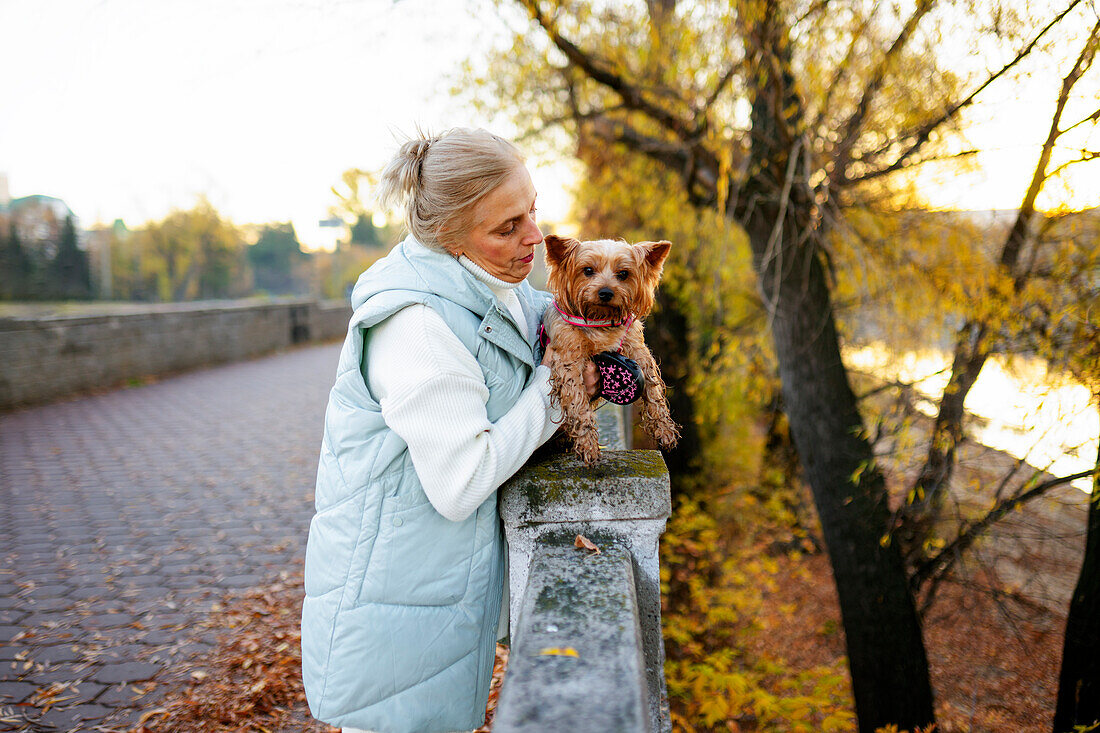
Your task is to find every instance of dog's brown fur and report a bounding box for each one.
[542,234,680,464]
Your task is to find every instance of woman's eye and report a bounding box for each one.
[583,267,595,277]
[499,223,516,236]
[616,270,630,280]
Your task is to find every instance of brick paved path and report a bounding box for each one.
[0,343,341,731]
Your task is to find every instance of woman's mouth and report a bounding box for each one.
[520,253,534,264]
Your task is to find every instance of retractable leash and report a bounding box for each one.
[537,303,646,406]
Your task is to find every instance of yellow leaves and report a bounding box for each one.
[538,646,580,657]
[922,536,946,553]
[823,711,857,731]
[906,484,926,505]
[698,693,734,726]
[850,459,870,486]
[662,496,856,731]
[717,144,732,215]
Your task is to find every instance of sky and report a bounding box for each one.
[0,0,573,250]
[2,0,1097,251]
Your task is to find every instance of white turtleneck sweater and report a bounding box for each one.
[362,254,560,523]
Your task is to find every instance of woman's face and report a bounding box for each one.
[454,165,542,283]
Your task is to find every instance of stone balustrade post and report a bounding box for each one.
[498,407,672,732]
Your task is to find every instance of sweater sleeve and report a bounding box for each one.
[364,304,560,522]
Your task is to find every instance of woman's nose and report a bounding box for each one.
[521,216,542,245]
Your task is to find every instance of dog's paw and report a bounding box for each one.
[573,434,602,465]
[651,420,680,450]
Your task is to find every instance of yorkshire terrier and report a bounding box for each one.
[540,234,680,464]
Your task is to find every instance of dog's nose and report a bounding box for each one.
[598,288,614,302]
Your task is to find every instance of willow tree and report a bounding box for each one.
[469,0,1088,729]
[901,18,1100,574]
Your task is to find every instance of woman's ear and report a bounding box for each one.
[544,234,579,268]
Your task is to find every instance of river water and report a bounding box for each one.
[845,344,1098,493]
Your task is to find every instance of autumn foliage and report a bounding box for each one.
[660,494,855,732]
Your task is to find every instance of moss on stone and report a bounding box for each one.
[515,450,669,515]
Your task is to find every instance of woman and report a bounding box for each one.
[301,128,594,733]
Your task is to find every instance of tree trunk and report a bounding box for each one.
[736,4,935,730]
[744,209,935,731]
[1053,424,1100,731]
[901,321,991,563]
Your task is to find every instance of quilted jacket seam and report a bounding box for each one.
[334,646,480,722]
[314,430,385,716]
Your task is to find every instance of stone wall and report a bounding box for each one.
[0,299,351,410]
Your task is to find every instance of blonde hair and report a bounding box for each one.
[377,128,526,252]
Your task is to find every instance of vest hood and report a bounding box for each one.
[350,237,499,328]
[347,236,546,370]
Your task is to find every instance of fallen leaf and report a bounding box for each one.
[137,707,169,725]
[574,534,600,553]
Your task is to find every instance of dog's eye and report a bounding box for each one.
[616,270,630,280]
[583,267,594,277]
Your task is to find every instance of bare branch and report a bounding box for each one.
[844,147,980,186]
[586,116,720,204]
[855,364,952,402]
[1060,104,1100,135]
[912,467,1098,590]
[832,0,936,181]
[520,0,695,141]
[1046,149,1100,180]
[795,0,835,27]
[848,0,1085,187]
[992,456,1030,505]
[699,61,740,118]
[811,6,879,135]
[517,103,630,140]
[1001,18,1100,282]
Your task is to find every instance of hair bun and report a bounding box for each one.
[378,133,437,209]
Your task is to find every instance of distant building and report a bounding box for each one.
[7,194,80,259]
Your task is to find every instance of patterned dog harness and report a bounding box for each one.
[538,302,646,405]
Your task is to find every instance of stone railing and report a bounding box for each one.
[496,407,672,733]
[0,299,350,409]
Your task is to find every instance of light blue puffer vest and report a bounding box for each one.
[301,236,550,732]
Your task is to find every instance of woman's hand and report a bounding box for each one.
[541,346,600,400]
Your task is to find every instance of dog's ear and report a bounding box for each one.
[544,234,580,268]
[637,240,672,271]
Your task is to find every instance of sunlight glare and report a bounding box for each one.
[846,344,1098,492]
